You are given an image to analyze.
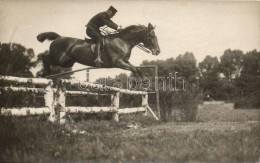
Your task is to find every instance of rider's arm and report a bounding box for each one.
[100,12,118,30]
[103,18,118,30]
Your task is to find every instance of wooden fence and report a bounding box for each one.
[0,76,158,124]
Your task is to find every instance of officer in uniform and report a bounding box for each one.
[86,6,121,64]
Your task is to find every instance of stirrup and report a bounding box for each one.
[94,57,104,63]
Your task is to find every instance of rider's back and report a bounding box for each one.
[86,12,118,31]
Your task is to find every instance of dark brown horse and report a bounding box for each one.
[37,23,160,77]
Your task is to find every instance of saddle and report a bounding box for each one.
[84,37,105,54]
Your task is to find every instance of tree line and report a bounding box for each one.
[139,49,260,108]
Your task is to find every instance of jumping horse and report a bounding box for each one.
[37,23,160,78]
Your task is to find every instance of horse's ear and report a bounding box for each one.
[148,23,154,31]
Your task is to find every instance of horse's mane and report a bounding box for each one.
[108,25,147,38]
[120,25,147,34]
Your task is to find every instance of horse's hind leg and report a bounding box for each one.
[59,56,75,68]
[58,52,75,68]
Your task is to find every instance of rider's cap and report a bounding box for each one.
[108,6,117,14]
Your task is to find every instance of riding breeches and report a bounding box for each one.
[86,28,102,43]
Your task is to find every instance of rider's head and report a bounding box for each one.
[106,6,117,18]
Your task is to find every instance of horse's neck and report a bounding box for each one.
[115,30,145,47]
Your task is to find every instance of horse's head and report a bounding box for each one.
[119,24,160,55]
[142,23,160,56]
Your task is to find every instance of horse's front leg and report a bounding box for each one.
[116,60,143,89]
[116,60,143,78]
[126,61,144,78]
[125,61,151,87]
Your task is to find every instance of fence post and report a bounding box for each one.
[45,81,55,122]
[155,66,161,119]
[111,92,120,122]
[142,93,148,116]
[86,69,89,82]
[58,81,66,124]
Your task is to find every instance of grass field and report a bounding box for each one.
[197,102,260,122]
[0,103,260,162]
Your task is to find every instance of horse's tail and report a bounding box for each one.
[37,32,61,43]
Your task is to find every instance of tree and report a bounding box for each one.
[199,56,219,76]
[235,50,258,96]
[241,50,260,76]
[0,43,36,77]
[141,52,198,87]
[219,49,243,81]
[237,50,260,106]
[175,52,198,84]
[220,78,235,102]
[215,49,244,101]
[0,43,37,108]
[234,50,260,96]
[198,55,221,99]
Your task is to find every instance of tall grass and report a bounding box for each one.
[0,116,259,162]
[0,115,159,162]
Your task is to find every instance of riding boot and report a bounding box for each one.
[94,42,104,65]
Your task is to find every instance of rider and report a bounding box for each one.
[86,6,121,64]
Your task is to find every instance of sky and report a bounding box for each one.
[0,0,259,81]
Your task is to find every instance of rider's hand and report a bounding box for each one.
[118,26,123,32]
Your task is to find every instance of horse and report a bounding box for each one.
[37,23,160,78]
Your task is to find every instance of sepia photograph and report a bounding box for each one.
[0,0,260,162]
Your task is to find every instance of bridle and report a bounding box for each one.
[143,29,154,50]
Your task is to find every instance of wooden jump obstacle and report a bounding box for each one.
[45,65,161,119]
[45,67,90,78]
[0,75,158,124]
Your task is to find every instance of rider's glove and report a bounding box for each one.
[118,26,123,32]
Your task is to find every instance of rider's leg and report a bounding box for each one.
[94,39,104,63]
[86,28,104,64]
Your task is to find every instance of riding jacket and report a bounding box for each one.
[86,12,118,31]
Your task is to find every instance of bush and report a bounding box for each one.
[234,92,260,109]
[159,87,202,122]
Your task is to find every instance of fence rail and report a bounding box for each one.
[0,107,50,116]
